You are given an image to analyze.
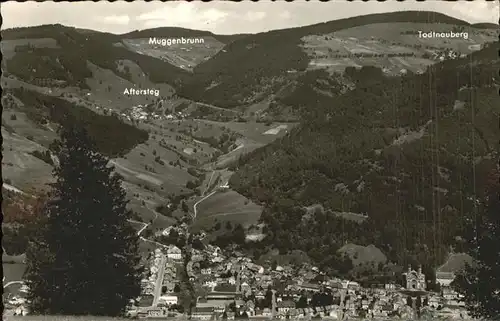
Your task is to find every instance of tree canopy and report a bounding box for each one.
[24,120,144,316]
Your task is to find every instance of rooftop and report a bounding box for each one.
[193,307,215,314]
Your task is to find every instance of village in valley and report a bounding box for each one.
[2,3,499,319]
[127,222,472,320]
[0,218,480,320]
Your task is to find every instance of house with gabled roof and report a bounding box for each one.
[298,282,321,292]
[191,306,215,320]
[277,299,295,314]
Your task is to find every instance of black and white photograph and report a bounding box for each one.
[1,1,499,320]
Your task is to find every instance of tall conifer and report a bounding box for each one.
[25,120,143,316]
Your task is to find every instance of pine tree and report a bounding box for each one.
[452,168,500,318]
[25,121,144,316]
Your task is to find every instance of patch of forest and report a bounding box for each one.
[3,24,190,88]
[228,43,500,278]
[9,87,149,157]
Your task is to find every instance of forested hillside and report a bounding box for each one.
[2,24,190,88]
[229,42,499,278]
[7,87,148,157]
[177,11,476,108]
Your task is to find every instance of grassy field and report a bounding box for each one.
[194,120,297,145]
[84,61,175,113]
[3,263,26,284]
[301,22,497,75]
[1,111,56,193]
[190,120,298,169]
[122,36,225,71]
[3,262,27,299]
[3,252,26,264]
[192,189,262,231]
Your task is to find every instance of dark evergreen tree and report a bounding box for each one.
[406,296,412,307]
[296,293,308,313]
[271,260,278,271]
[181,200,189,213]
[24,121,143,316]
[232,224,246,245]
[415,296,422,309]
[452,168,500,318]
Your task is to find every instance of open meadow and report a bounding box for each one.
[301,22,497,74]
[3,263,26,284]
[122,36,225,71]
[192,189,262,231]
[3,262,27,300]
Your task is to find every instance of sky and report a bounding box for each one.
[1,1,499,35]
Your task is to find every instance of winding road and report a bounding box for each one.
[193,169,224,220]
[193,191,217,220]
[4,281,23,288]
[128,204,169,249]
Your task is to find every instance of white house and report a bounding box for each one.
[159,295,178,306]
[167,246,182,260]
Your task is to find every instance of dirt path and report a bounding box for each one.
[4,281,23,289]
[193,190,217,219]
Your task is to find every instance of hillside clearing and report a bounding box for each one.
[3,263,26,285]
[338,243,387,267]
[84,61,174,113]
[122,36,225,71]
[192,190,262,230]
[301,22,497,75]
[2,128,54,192]
[194,120,296,145]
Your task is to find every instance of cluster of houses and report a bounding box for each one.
[129,104,154,121]
[3,284,30,317]
[126,103,188,122]
[2,240,472,320]
[133,239,472,320]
